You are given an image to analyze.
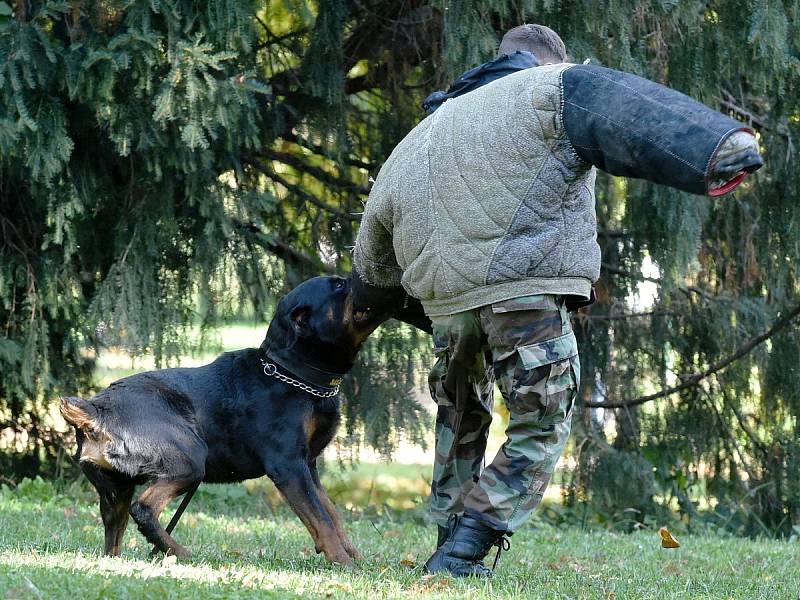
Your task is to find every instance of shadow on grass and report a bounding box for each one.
[0,558,311,599]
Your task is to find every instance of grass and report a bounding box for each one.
[1,477,798,600]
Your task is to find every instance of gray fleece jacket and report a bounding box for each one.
[353,64,760,317]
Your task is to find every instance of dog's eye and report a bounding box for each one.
[334,279,345,289]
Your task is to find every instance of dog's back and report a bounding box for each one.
[60,368,209,479]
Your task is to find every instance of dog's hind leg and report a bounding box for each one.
[81,463,136,556]
[130,476,201,558]
[309,460,362,560]
[100,482,136,556]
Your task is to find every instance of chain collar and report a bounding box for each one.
[260,358,340,398]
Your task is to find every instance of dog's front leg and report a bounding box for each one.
[309,460,362,560]
[269,461,353,566]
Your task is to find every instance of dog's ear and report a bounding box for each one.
[290,305,313,338]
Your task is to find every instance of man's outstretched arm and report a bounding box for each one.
[560,64,763,196]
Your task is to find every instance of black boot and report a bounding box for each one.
[424,515,510,578]
[436,524,451,549]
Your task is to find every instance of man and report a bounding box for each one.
[422,24,565,115]
[351,25,763,578]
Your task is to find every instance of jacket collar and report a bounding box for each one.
[422,51,539,115]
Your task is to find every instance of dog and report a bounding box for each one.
[60,275,386,565]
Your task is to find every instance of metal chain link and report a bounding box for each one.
[260,359,340,398]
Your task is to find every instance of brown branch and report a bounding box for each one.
[586,310,678,321]
[261,149,370,196]
[702,388,759,483]
[241,156,361,221]
[584,301,800,409]
[715,374,769,456]
[233,220,335,274]
[716,90,789,139]
[601,262,661,284]
[597,229,632,239]
[283,133,375,171]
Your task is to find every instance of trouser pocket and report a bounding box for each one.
[506,331,579,424]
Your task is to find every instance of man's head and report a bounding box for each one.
[497,24,567,64]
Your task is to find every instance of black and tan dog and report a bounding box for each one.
[60,275,387,566]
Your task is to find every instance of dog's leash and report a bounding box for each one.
[150,482,200,557]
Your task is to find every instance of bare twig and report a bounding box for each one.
[584,301,800,409]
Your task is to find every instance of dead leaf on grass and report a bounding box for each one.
[411,574,452,593]
[399,558,416,568]
[659,526,681,549]
[383,529,401,539]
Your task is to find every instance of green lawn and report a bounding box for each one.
[1,478,797,600]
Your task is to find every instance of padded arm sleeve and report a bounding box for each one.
[353,184,403,289]
[561,65,762,196]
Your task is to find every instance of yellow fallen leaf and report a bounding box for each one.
[659,526,681,548]
[399,558,417,568]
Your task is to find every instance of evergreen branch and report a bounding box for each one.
[585,310,678,321]
[702,388,759,483]
[261,149,371,195]
[254,18,308,50]
[597,229,632,239]
[601,262,715,300]
[715,374,769,456]
[584,301,800,409]
[601,262,661,284]
[241,156,360,221]
[716,90,790,139]
[283,133,376,171]
[233,220,335,274]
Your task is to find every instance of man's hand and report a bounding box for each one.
[708,131,763,194]
[351,270,432,334]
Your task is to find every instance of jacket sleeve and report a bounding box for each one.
[560,65,762,196]
[353,178,403,289]
[350,269,433,334]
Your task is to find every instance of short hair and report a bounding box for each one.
[497,24,567,63]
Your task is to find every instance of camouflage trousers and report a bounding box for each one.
[428,295,579,532]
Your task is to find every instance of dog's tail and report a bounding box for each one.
[60,397,113,469]
[59,396,101,431]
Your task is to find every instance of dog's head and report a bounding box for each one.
[262,275,385,379]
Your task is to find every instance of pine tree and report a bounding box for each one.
[1,1,798,535]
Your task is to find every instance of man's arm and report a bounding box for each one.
[560,65,763,195]
[352,175,403,289]
[351,181,432,333]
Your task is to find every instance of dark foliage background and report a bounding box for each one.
[1,1,798,536]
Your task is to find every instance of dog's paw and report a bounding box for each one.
[165,545,192,560]
[344,542,363,561]
[326,549,355,567]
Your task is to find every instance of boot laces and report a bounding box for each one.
[491,535,511,571]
